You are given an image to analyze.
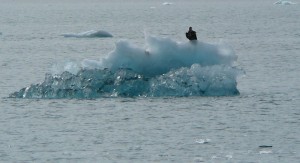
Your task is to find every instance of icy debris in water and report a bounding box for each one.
[193,157,204,162]
[259,145,273,154]
[62,30,113,38]
[162,2,173,5]
[225,155,233,159]
[259,150,273,154]
[211,155,218,159]
[274,0,296,5]
[195,138,211,144]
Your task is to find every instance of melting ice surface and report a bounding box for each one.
[10,35,244,99]
[62,30,113,38]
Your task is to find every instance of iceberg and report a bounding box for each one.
[9,35,244,99]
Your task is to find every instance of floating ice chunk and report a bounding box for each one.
[225,155,233,159]
[259,150,273,154]
[259,145,273,154]
[193,157,204,162]
[274,0,296,5]
[62,30,113,38]
[211,155,218,159]
[162,2,173,5]
[195,138,211,144]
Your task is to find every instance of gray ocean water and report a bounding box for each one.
[1,0,300,162]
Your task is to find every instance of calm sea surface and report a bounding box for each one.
[1,0,299,162]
